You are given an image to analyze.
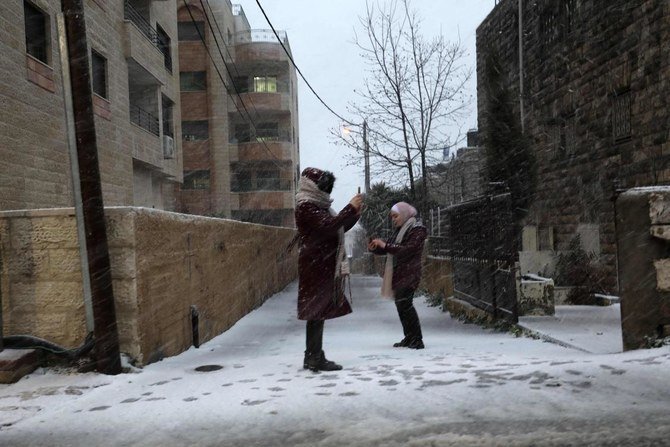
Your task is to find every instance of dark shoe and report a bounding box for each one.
[393,337,410,348]
[303,351,342,372]
[407,338,424,349]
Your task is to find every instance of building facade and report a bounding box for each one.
[0,0,182,211]
[476,0,670,286]
[176,0,299,227]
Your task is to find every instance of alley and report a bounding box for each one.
[0,275,669,446]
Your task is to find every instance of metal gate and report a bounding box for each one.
[440,193,519,323]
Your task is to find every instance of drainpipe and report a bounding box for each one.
[518,0,525,133]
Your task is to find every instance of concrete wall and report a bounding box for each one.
[0,207,297,364]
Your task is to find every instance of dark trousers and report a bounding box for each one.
[395,288,423,341]
[306,320,324,354]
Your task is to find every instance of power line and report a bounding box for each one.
[254,0,356,128]
[181,0,285,170]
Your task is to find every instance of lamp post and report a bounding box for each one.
[342,121,370,194]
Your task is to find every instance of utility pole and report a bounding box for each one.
[363,120,370,193]
[61,0,121,375]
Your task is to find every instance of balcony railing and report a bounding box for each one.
[233,29,288,45]
[229,129,292,144]
[231,178,292,192]
[124,1,159,47]
[130,104,159,136]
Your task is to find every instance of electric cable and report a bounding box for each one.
[181,0,285,170]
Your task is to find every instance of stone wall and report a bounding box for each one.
[0,207,298,364]
[421,256,454,301]
[477,0,670,291]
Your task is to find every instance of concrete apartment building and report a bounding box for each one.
[0,0,182,211]
[476,0,670,285]
[177,1,299,227]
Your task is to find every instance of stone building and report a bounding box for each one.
[476,0,670,287]
[176,1,299,227]
[428,130,485,208]
[0,0,182,211]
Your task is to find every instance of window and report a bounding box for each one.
[233,76,249,93]
[253,76,277,93]
[183,170,210,190]
[180,71,207,91]
[156,25,172,72]
[182,120,209,141]
[178,21,204,41]
[256,122,279,141]
[162,95,174,138]
[231,172,252,192]
[91,50,108,99]
[233,124,251,143]
[257,170,280,190]
[24,1,48,64]
[612,90,631,141]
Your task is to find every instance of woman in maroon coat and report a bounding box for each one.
[295,167,363,371]
[368,202,427,349]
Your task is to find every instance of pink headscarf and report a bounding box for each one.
[391,202,417,223]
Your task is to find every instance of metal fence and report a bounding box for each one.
[129,104,159,136]
[428,193,519,323]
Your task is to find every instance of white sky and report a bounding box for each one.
[1,276,669,445]
[236,0,497,210]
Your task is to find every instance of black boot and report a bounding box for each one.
[406,338,424,349]
[304,350,342,372]
[393,336,411,348]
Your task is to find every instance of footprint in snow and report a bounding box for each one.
[241,399,267,406]
[339,391,359,397]
[89,406,110,411]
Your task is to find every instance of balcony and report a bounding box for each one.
[230,190,295,212]
[231,178,293,193]
[123,1,169,84]
[229,141,293,163]
[229,92,292,114]
[233,29,292,64]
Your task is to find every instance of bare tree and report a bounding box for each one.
[335,0,471,215]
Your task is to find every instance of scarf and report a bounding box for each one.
[295,177,347,281]
[381,217,416,299]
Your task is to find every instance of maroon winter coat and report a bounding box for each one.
[295,202,360,320]
[371,223,427,291]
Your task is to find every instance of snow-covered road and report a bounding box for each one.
[1,275,669,446]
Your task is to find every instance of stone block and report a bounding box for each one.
[518,276,555,316]
[653,259,670,292]
[649,191,670,225]
[0,349,40,384]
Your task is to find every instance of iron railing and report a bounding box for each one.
[233,29,288,45]
[124,1,159,46]
[429,193,519,323]
[231,178,292,192]
[129,104,159,136]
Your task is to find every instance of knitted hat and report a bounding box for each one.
[301,167,335,193]
[301,167,324,184]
